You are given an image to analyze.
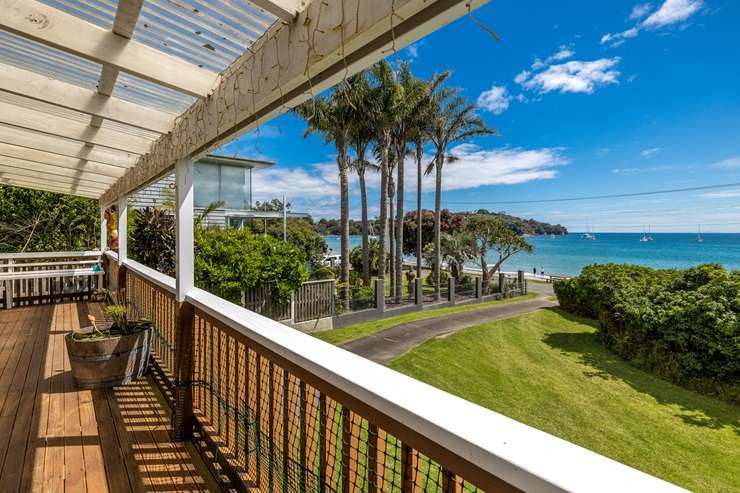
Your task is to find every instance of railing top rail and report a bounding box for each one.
[185,286,686,493]
[122,258,176,295]
[0,250,101,260]
[300,279,336,285]
[0,259,99,269]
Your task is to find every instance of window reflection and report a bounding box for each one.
[194,163,251,209]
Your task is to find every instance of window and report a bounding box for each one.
[194,162,251,209]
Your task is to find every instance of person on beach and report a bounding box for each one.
[533,267,537,275]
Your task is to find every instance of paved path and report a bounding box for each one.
[340,295,558,364]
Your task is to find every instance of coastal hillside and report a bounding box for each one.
[315,209,567,237]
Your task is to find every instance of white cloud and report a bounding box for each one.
[251,146,568,218]
[600,27,639,45]
[477,85,512,114]
[531,46,575,69]
[642,0,703,29]
[520,58,621,94]
[699,190,740,199]
[611,164,672,175]
[629,3,653,20]
[712,156,740,169]
[641,147,660,157]
[601,0,703,46]
[405,41,423,60]
[514,70,531,84]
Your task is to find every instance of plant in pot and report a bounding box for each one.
[65,304,154,389]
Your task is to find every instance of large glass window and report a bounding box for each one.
[220,165,249,209]
[194,163,251,209]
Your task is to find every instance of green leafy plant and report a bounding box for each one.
[106,304,129,334]
[554,263,740,403]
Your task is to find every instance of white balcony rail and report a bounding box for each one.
[106,254,687,493]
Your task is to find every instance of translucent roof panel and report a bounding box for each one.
[37,0,277,73]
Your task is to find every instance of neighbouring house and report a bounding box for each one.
[132,154,309,227]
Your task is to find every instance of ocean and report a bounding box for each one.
[323,233,740,277]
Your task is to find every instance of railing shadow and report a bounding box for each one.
[542,308,740,436]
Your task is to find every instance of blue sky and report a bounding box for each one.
[216,0,740,233]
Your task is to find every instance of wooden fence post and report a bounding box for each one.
[498,272,506,297]
[415,278,423,306]
[475,276,483,300]
[518,270,526,294]
[375,279,385,314]
[173,301,194,441]
[448,276,456,305]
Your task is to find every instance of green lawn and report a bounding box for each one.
[314,292,539,345]
[388,309,740,492]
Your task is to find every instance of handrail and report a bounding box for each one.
[121,258,176,295]
[0,250,101,259]
[185,286,686,493]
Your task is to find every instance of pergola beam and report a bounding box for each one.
[101,0,491,203]
[0,178,99,198]
[0,64,175,133]
[0,0,218,97]
[0,157,119,184]
[0,170,107,193]
[0,101,154,155]
[248,0,305,21]
[0,142,128,178]
[0,125,137,168]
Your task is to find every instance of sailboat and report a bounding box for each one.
[581,223,596,240]
[697,224,704,243]
[640,225,654,242]
[646,225,654,241]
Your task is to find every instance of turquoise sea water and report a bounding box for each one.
[324,233,740,277]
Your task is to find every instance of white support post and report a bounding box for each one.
[176,157,194,302]
[117,195,128,266]
[100,205,108,251]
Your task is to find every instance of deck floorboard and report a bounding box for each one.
[0,302,212,492]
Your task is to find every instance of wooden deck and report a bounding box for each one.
[0,302,213,492]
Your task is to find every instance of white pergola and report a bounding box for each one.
[0,0,489,299]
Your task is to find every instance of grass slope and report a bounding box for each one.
[314,292,539,345]
[389,309,740,492]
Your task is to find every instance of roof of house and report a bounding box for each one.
[200,154,275,170]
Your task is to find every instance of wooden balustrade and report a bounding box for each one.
[110,257,685,493]
[0,251,103,309]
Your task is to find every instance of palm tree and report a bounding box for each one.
[403,70,451,286]
[294,91,354,307]
[426,89,496,300]
[347,72,376,286]
[391,63,427,301]
[367,61,403,291]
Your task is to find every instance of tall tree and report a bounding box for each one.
[347,71,376,286]
[390,62,427,301]
[294,90,354,307]
[426,89,496,299]
[367,61,404,290]
[465,215,533,293]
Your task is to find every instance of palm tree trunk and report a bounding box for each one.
[338,141,350,311]
[434,154,443,301]
[388,175,395,296]
[358,169,370,286]
[394,144,405,302]
[415,139,423,282]
[377,132,390,293]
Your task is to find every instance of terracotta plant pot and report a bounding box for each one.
[65,328,153,389]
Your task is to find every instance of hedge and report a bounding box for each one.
[554,263,740,403]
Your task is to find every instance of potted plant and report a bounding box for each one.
[65,304,153,389]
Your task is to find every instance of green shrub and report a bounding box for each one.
[195,226,308,304]
[555,264,740,402]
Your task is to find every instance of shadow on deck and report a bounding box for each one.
[0,302,214,492]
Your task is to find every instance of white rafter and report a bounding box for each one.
[0,125,137,169]
[0,101,154,155]
[0,63,175,133]
[0,0,219,97]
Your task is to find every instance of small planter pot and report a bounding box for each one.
[65,328,153,389]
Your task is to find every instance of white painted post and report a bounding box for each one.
[117,195,128,265]
[176,157,194,302]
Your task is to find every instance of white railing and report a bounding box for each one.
[115,256,686,493]
[0,250,103,309]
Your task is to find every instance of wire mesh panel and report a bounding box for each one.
[190,307,490,493]
[125,270,178,393]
